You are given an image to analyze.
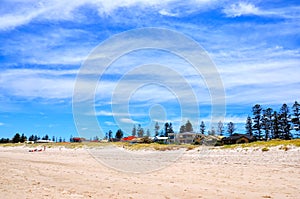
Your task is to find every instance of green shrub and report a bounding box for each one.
[261,147,269,152]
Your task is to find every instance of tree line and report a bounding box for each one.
[246,101,299,140]
[0,133,66,143]
[127,120,236,138]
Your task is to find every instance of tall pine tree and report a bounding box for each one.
[227,122,235,136]
[292,101,300,136]
[245,116,253,136]
[217,121,224,136]
[261,108,273,140]
[200,121,205,134]
[279,104,292,140]
[252,104,263,139]
[271,111,281,139]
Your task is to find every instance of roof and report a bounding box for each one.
[35,140,53,143]
[155,136,169,140]
[122,136,137,141]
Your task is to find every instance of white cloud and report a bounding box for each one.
[104,121,116,126]
[223,2,260,17]
[0,122,4,126]
[120,118,137,124]
[0,0,218,30]
[223,2,300,18]
[0,69,76,100]
[159,9,178,17]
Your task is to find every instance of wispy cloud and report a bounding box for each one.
[223,2,300,18]
[104,121,116,126]
[0,0,220,31]
[0,69,76,100]
[223,2,261,17]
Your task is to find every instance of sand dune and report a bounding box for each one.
[0,145,299,199]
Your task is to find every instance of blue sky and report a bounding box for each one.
[0,0,299,139]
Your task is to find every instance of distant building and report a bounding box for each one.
[176,132,196,144]
[72,137,86,142]
[122,136,137,141]
[168,133,176,144]
[35,140,53,143]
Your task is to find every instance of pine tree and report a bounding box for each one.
[227,122,235,136]
[137,124,144,137]
[185,120,193,132]
[261,108,273,140]
[200,121,205,134]
[20,134,27,142]
[29,134,35,141]
[292,101,300,136]
[252,104,263,139]
[179,125,186,133]
[132,125,136,136]
[164,122,169,137]
[245,116,253,136]
[217,121,224,136]
[169,123,174,134]
[12,133,21,143]
[115,129,123,140]
[271,111,281,139]
[279,103,292,140]
[108,130,113,141]
[154,122,160,136]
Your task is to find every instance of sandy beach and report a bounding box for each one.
[0,145,299,199]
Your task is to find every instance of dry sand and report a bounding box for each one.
[0,145,299,199]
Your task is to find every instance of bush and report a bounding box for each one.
[140,137,153,144]
[261,147,269,152]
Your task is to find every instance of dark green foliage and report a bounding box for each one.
[12,133,21,143]
[154,122,160,136]
[108,130,113,141]
[245,116,253,136]
[261,108,273,140]
[272,111,281,139]
[0,138,10,143]
[227,122,235,136]
[11,133,26,143]
[179,120,193,133]
[185,120,193,132]
[137,124,144,137]
[279,103,292,140]
[200,121,205,134]
[292,101,300,135]
[115,129,124,140]
[42,134,49,140]
[164,122,174,137]
[252,104,263,139]
[179,125,186,133]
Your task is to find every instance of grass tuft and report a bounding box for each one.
[221,139,300,149]
[261,147,269,152]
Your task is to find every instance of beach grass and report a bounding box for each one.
[0,141,199,151]
[1,139,299,151]
[221,139,300,149]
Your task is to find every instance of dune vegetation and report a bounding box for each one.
[221,139,300,149]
